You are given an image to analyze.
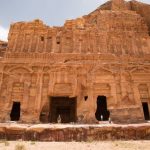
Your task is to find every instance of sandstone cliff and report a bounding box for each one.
[129,0,150,35]
[99,0,150,35]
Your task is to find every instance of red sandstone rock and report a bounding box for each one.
[0,123,150,141]
[0,0,150,124]
[0,40,7,57]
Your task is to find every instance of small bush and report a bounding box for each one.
[0,139,5,144]
[15,143,26,150]
[30,141,36,145]
[4,140,9,146]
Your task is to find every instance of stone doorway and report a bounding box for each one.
[142,102,150,120]
[10,102,21,121]
[95,96,110,121]
[49,97,76,123]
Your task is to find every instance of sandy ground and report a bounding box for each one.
[0,122,150,129]
[0,141,150,150]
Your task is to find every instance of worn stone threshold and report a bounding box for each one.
[0,122,150,141]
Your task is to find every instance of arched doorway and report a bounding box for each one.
[95,96,110,121]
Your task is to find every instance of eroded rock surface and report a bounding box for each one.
[0,123,150,141]
[0,0,150,124]
[0,40,7,57]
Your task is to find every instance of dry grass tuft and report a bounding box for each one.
[15,143,26,150]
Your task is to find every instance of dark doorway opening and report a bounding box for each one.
[10,102,20,121]
[142,102,150,120]
[84,96,88,101]
[95,96,110,121]
[50,97,76,123]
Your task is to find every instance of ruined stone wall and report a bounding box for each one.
[6,6,150,56]
[85,10,150,56]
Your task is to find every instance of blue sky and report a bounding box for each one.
[0,0,149,41]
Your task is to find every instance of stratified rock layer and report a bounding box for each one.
[0,124,150,141]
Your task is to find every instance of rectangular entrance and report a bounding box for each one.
[10,102,20,121]
[142,102,150,120]
[49,97,76,123]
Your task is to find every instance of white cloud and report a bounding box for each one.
[0,26,9,41]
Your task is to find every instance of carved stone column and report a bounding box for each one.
[21,34,25,52]
[49,72,55,95]
[4,82,13,121]
[22,82,29,109]
[21,82,29,122]
[72,70,78,97]
[86,73,97,123]
[13,34,18,52]
[29,72,43,123]
[110,82,117,105]
[52,35,56,53]
[0,73,3,89]
[28,33,33,52]
[35,36,40,52]
[44,35,48,52]
[36,73,43,111]
[114,73,122,106]
[147,83,150,101]
[132,82,141,105]
[120,81,126,97]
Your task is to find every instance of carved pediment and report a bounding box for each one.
[92,67,113,75]
[138,84,149,99]
[9,67,31,74]
[3,67,31,82]
[131,68,150,74]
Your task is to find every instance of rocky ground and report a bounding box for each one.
[0,141,150,150]
[0,122,150,141]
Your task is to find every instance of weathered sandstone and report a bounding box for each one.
[0,123,150,141]
[0,0,150,124]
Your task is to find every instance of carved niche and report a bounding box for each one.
[93,83,111,96]
[53,83,73,96]
[11,82,24,101]
[138,84,150,101]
